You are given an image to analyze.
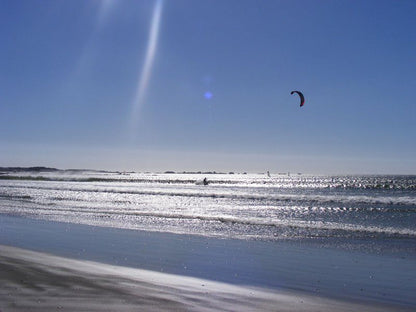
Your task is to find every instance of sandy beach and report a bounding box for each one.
[1,244,412,312]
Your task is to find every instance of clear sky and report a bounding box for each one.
[1,0,415,174]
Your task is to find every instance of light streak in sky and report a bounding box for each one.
[130,0,163,133]
[68,0,117,89]
[96,0,116,28]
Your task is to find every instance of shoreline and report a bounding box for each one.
[0,244,412,312]
[1,215,415,310]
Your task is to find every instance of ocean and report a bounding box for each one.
[0,170,415,254]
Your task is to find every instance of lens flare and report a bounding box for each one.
[130,0,163,136]
[204,91,213,99]
[97,0,116,28]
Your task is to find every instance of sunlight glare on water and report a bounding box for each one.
[0,170,415,254]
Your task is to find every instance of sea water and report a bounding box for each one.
[0,170,415,254]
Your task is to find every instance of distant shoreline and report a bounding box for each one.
[1,166,415,176]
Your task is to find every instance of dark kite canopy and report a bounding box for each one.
[291,91,305,107]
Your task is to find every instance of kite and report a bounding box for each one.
[291,91,305,107]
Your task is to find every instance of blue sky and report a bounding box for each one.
[1,0,415,174]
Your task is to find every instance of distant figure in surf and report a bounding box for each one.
[195,177,209,186]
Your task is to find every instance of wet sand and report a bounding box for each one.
[0,245,411,312]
